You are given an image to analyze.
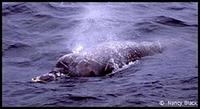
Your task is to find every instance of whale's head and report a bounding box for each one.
[31,73,56,83]
[31,70,63,83]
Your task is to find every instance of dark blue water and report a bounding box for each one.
[2,2,198,107]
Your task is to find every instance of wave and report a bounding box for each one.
[153,16,197,27]
[2,3,36,16]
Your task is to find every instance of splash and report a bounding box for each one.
[72,44,84,53]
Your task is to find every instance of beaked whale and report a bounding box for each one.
[32,41,163,83]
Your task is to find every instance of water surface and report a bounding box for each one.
[2,2,198,107]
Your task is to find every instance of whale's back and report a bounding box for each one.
[55,41,163,76]
[79,41,163,63]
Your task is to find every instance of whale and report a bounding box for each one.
[32,41,163,83]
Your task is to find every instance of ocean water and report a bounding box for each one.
[2,2,198,107]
